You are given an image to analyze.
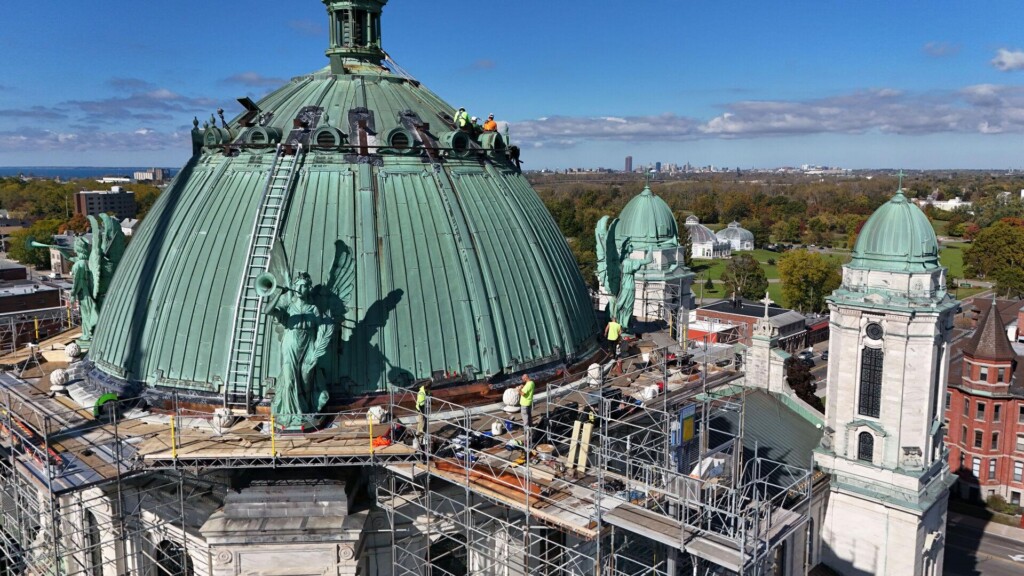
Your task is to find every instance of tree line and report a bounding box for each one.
[0,177,162,268]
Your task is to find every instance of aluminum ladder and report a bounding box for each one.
[223,143,304,411]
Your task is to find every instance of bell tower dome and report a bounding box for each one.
[813,188,958,576]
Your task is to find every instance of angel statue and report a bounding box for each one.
[595,215,653,331]
[32,214,126,347]
[263,241,354,429]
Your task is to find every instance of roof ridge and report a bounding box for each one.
[965,301,1017,361]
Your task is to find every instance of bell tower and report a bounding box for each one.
[814,190,958,576]
[323,0,387,73]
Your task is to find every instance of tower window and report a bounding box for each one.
[963,398,969,417]
[974,430,984,448]
[992,432,1000,451]
[979,366,989,381]
[857,431,874,462]
[945,391,951,409]
[1015,461,1023,482]
[976,401,986,420]
[994,404,1002,422]
[972,457,981,477]
[857,347,883,418]
[989,459,997,480]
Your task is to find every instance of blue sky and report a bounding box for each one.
[2,0,1024,169]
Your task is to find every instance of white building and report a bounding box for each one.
[685,215,731,260]
[715,220,755,251]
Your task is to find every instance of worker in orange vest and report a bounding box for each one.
[483,114,498,132]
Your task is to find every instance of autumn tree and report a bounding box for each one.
[720,254,769,300]
[59,213,90,234]
[6,219,62,269]
[785,357,823,413]
[777,250,841,312]
[964,218,1024,297]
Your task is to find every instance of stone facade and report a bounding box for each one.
[813,191,957,576]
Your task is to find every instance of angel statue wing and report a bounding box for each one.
[98,213,127,269]
[595,216,622,296]
[268,240,294,292]
[312,240,355,322]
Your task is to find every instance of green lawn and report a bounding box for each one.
[768,283,785,307]
[939,243,967,278]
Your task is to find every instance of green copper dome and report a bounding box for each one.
[848,191,940,272]
[616,186,679,249]
[87,0,599,402]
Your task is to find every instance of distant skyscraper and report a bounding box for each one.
[655,161,662,172]
[625,156,633,173]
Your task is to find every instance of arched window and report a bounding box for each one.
[85,511,102,576]
[857,432,874,463]
[858,347,884,418]
[156,540,193,576]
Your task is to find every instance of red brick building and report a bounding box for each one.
[696,298,808,352]
[944,300,1024,507]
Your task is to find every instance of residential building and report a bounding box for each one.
[74,186,137,219]
[945,299,1024,507]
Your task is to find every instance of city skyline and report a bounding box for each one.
[2,0,1024,169]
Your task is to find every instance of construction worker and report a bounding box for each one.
[465,116,478,137]
[415,380,431,447]
[604,318,622,356]
[454,107,471,131]
[605,318,624,375]
[483,114,498,132]
[516,373,535,428]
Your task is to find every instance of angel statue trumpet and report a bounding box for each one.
[595,215,653,331]
[261,241,354,429]
[32,214,126,347]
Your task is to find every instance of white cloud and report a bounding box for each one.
[508,85,1024,147]
[992,48,1024,71]
[923,42,960,58]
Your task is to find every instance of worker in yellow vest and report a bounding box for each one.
[604,319,624,375]
[516,373,535,428]
[415,380,431,446]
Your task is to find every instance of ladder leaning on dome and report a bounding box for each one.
[223,143,306,412]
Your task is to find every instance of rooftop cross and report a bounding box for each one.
[897,169,904,191]
[761,290,772,318]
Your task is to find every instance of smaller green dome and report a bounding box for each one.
[617,186,679,249]
[849,191,940,272]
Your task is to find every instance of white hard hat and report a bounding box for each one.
[471,116,479,122]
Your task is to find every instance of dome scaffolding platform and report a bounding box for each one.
[0,335,813,576]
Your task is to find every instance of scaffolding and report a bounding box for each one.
[0,373,219,576]
[377,348,812,576]
[0,337,812,576]
[0,299,78,359]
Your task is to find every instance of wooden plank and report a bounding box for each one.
[566,420,581,467]
[576,422,593,474]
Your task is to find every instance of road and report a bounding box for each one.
[945,518,1024,576]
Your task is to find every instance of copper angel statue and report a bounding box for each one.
[33,214,126,346]
[595,216,652,331]
[262,241,354,429]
